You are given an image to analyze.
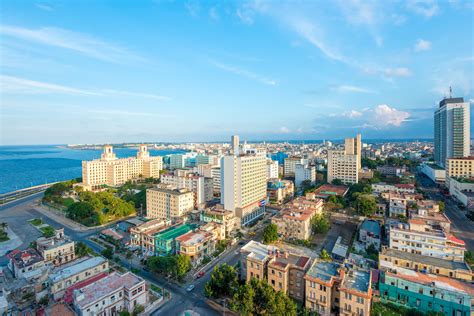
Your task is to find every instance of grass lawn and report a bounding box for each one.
[0,230,9,242]
[40,226,56,238]
[29,218,43,226]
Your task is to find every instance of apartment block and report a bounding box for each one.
[327,150,358,185]
[388,221,466,262]
[267,179,294,204]
[447,157,474,178]
[295,164,316,188]
[176,230,216,266]
[73,272,147,316]
[221,147,267,226]
[345,134,362,170]
[284,156,304,177]
[146,185,194,221]
[81,145,162,191]
[371,183,415,194]
[160,170,213,208]
[130,219,168,256]
[379,266,474,316]
[37,228,75,266]
[271,197,323,240]
[339,269,372,316]
[49,256,109,300]
[266,159,279,179]
[240,241,311,302]
[379,247,473,282]
[200,206,241,238]
[7,248,45,279]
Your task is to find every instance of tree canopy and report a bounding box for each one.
[311,214,331,234]
[262,223,279,244]
[204,264,239,298]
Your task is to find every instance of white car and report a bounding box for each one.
[186,284,195,292]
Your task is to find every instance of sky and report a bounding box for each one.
[0,0,473,145]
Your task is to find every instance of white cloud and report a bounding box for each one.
[1,75,171,100]
[414,39,432,52]
[342,110,363,118]
[35,3,54,11]
[384,67,412,77]
[0,25,143,63]
[185,1,201,17]
[236,7,255,25]
[373,104,410,127]
[279,126,291,133]
[0,75,99,95]
[210,60,276,85]
[407,0,439,18]
[335,85,375,94]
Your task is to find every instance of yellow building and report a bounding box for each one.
[81,144,163,191]
[305,260,372,316]
[379,247,473,282]
[146,185,194,221]
[327,150,359,185]
[36,228,75,267]
[345,134,362,171]
[200,206,241,238]
[446,157,474,187]
[175,230,216,266]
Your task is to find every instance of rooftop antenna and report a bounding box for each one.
[449,86,452,98]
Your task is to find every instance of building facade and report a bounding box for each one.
[160,170,213,208]
[146,185,194,221]
[82,145,163,191]
[295,164,316,188]
[266,159,279,180]
[434,97,470,167]
[36,228,75,267]
[327,150,359,185]
[284,156,304,177]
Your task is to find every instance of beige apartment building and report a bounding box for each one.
[345,134,362,170]
[176,230,216,266]
[37,228,75,266]
[267,179,294,204]
[284,156,304,177]
[379,247,473,282]
[200,206,241,238]
[161,170,213,208]
[327,150,359,185]
[49,256,109,300]
[271,197,323,240]
[446,157,474,178]
[305,260,372,316]
[146,185,194,221]
[130,219,167,254]
[81,145,163,191]
[240,241,311,302]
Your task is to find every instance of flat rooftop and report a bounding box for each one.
[381,248,471,272]
[154,224,195,241]
[360,219,381,237]
[176,230,213,246]
[50,256,107,283]
[341,270,371,294]
[269,253,311,270]
[74,272,144,308]
[313,184,349,197]
[306,261,340,282]
[241,240,277,262]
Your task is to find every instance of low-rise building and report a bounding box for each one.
[388,221,466,262]
[312,184,349,199]
[359,220,381,250]
[146,185,194,221]
[37,228,75,266]
[49,256,109,300]
[130,219,167,256]
[73,272,147,316]
[271,198,323,240]
[447,177,474,207]
[379,247,473,282]
[153,223,196,256]
[379,266,474,316]
[267,179,294,204]
[420,163,446,183]
[200,206,240,238]
[371,183,415,194]
[175,230,216,266]
[376,165,407,177]
[7,248,45,279]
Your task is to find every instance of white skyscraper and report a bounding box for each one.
[434,97,470,167]
[221,139,267,225]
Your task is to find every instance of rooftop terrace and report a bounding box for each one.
[341,269,371,294]
[154,224,195,241]
[305,261,340,282]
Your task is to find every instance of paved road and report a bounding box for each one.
[416,173,474,251]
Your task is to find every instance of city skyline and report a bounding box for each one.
[1,1,473,145]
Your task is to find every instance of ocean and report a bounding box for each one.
[0,145,187,194]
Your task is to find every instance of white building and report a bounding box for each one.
[82,145,163,191]
[221,143,267,226]
[284,156,304,177]
[420,163,446,183]
[294,164,316,188]
[161,170,213,208]
[266,159,279,180]
[434,97,470,167]
[73,272,147,316]
[327,150,358,184]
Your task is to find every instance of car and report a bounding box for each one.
[186,284,195,292]
[142,266,150,272]
[238,241,245,245]
[196,271,205,278]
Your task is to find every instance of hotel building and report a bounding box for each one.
[434,97,470,167]
[81,145,163,191]
[221,143,267,226]
[327,150,359,185]
[146,185,194,221]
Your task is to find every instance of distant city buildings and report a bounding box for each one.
[81,145,163,191]
[434,97,470,167]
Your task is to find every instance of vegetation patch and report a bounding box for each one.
[29,218,43,226]
[40,225,56,238]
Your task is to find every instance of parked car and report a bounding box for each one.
[195,271,205,279]
[186,284,195,292]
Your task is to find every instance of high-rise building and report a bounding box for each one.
[146,185,194,221]
[231,135,240,155]
[266,159,279,179]
[81,145,163,191]
[284,156,304,177]
[345,133,361,170]
[221,139,267,225]
[295,164,316,188]
[327,150,358,184]
[434,97,470,167]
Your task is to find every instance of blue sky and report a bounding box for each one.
[1,0,473,145]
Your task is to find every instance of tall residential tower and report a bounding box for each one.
[434,97,470,167]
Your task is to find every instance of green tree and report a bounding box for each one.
[262,223,279,244]
[66,201,95,221]
[147,255,176,274]
[230,283,255,316]
[438,201,445,212]
[101,247,114,259]
[331,179,343,185]
[75,242,93,257]
[465,250,474,265]
[353,193,376,216]
[320,249,331,261]
[175,254,191,280]
[204,264,239,298]
[311,214,331,234]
